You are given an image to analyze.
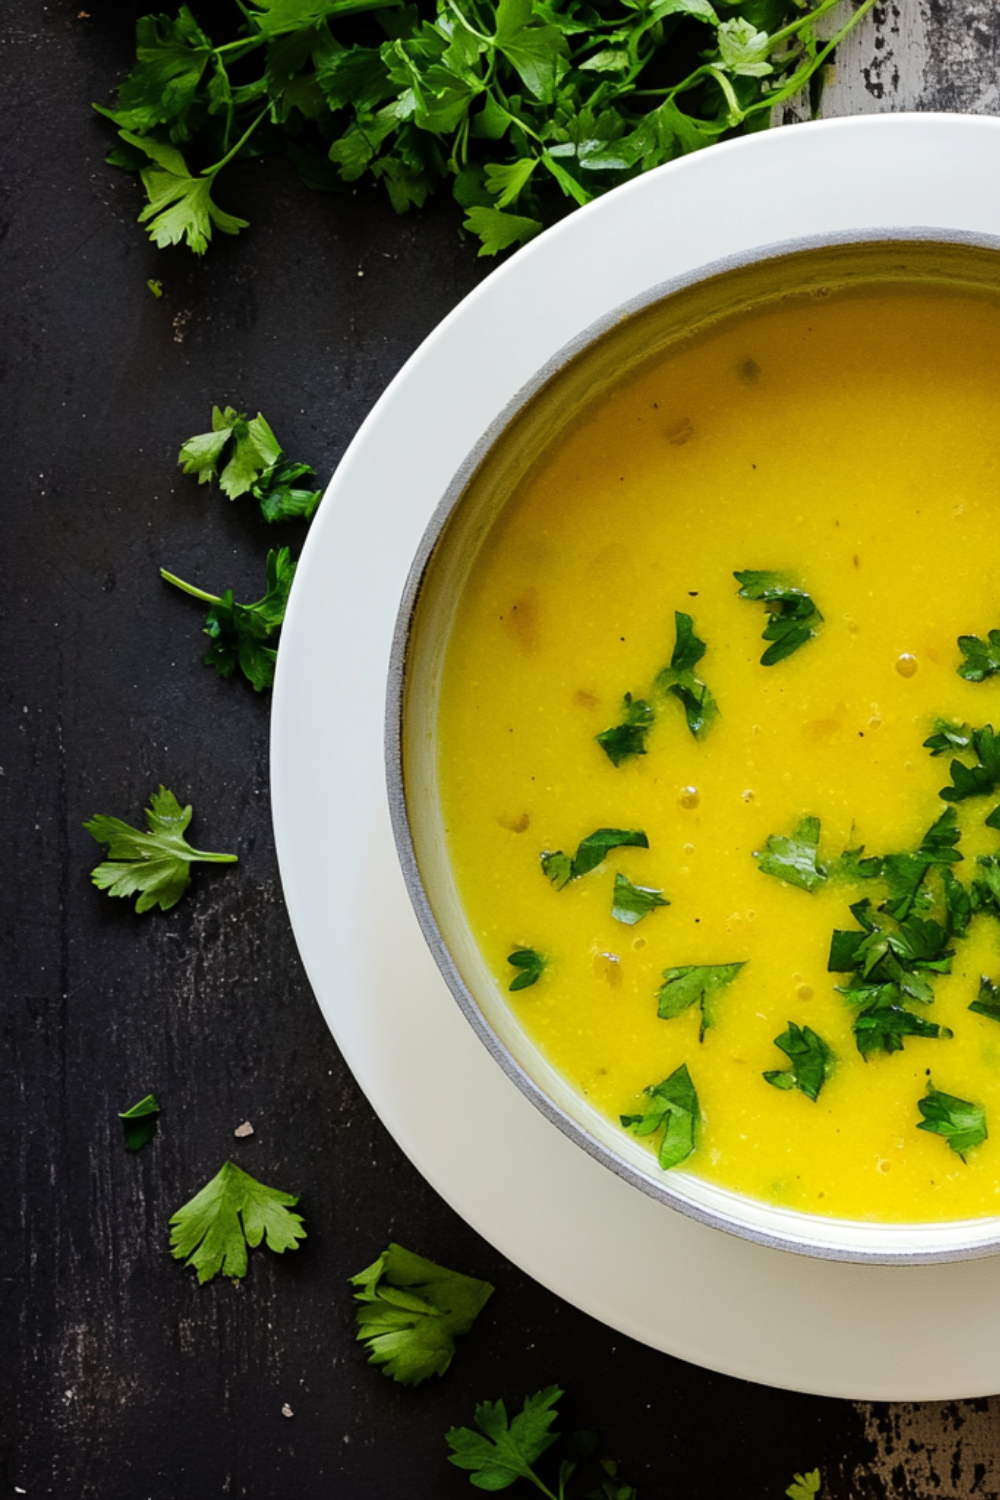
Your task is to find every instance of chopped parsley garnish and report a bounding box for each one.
[611,873,668,926]
[969,975,1000,1023]
[178,405,322,520]
[924,719,974,757]
[933,723,1000,803]
[508,947,546,990]
[119,1093,160,1152]
[958,628,1000,682]
[350,1242,494,1385]
[844,987,951,1058]
[916,1082,987,1160]
[161,545,296,692]
[620,1062,699,1170]
[867,808,963,922]
[654,611,717,737]
[656,962,746,1038]
[84,785,237,913]
[446,1387,562,1491]
[540,829,648,890]
[734,569,823,665]
[755,815,827,892]
[596,693,655,767]
[169,1161,306,1282]
[763,1023,834,1101]
[787,1473,822,1500]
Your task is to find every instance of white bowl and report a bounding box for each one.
[387,230,1000,1265]
[275,116,1000,1396]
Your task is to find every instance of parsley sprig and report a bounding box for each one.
[169,1161,306,1282]
[84,785,237,913]
[161,546,296,691]
[97,0,877,258]
[351,1242,494,1385]
[178,405,322,520]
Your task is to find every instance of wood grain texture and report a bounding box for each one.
[3,2,1000,1497]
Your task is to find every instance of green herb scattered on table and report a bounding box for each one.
[170,1160,306,1282]
[178,405,322,520]
[763,1023,833,1102]
[734,569,823,664]
[96,0,877,258]
[656,961,745,1037]
[620,1061,699,1169]
[84,785,237,913]
[541,828,648,890]
[786,1473,822,1500]
[119,1093,161,1151]
[611,872,668,925]
[350,1242,494,1384]
[916,1081,987,1161]
[508,947,547,989]
[161,545,296,691]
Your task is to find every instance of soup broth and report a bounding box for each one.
[431,262,1000,1223]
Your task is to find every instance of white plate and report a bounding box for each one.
[273,114,1000,1400]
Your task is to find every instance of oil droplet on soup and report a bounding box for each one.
[435,279,1000,1223]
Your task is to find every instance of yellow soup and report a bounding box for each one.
[434,258,1000,1224]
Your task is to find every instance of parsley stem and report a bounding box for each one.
[212,35,266,59]
[204,107,269,178]
[160,568,221,606]
[742,0,879,121]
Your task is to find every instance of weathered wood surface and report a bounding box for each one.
[4,3,1000,1497]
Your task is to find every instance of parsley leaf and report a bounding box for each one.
[446,1386,563,1489]
[936,724,1000,803]
[969,974,1000,1023]
[611,873,668,925]
[169,1161,306,1282]
[923,719,973,757]
[160,546,296,692]
[958,628,1000,682]
[755,815,827,892]
[838,982,951,1058]
[178,406,282,500]
[916,1082,987,1161]
[620,1062,699,1169]
[786,1473,822,1500]
[734,569,823,665]
[84,785,237,913]
[251,459,323,523]
[118,131,250,255]
[656,962,745,1036]
[462,204,543,257]
[596,694,655,767]
[541,829,648,889]
[350,1242,494,1385]
[508,947,546,990]
[763,1023,834,1101]
[654,611,717,736]
[119,1093,160,1152]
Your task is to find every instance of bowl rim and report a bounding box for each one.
[386,225,1000,1267]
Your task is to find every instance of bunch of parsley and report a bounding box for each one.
[97,0,876,258]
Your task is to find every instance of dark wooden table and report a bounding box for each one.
[5,3,1000,1496]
